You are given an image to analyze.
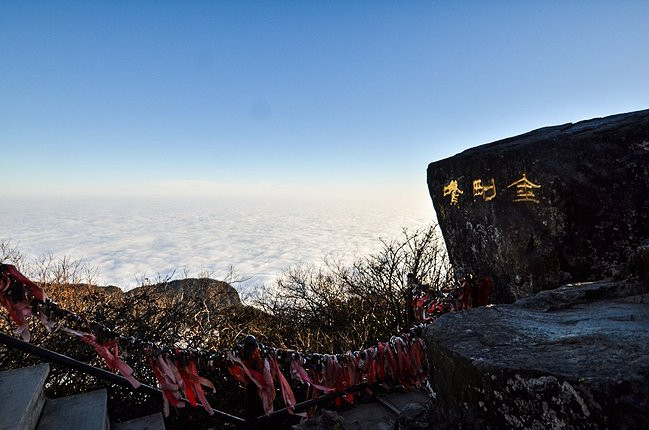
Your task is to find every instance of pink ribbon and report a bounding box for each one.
[178,360,215,415]
[260,358,276,415]
[291,357,334,393]
[77,332,141,389]
[149,355,185,416]
[227,352,275,415]
[270,356,309,417]
[0,269,36,341]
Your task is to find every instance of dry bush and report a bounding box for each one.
[0,248,252,427]
[1,225,452,427]
[0,240,25,269]
[254,224,454,352]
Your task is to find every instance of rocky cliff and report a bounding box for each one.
[425,110,649,429]
[136,277,242,308]
[49,277,242,311]
[425,279,649,429]
[427,109,649,302]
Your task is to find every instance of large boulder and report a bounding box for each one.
[427,109,649,302]
[139,277,242,307]
[51,277,242,308]
[424,279,649,429]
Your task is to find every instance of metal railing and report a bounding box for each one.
[0,332,246,426]
[256,382,372,422]
[1,331,410,428]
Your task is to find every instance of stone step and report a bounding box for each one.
[36,389,108,430]
[0,363,50,430]
[112,413,165,430]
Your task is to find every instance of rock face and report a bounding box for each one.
[70,277,242,308]
[424,279,649,429]
[427,109,649,302]
[141,277,242,307]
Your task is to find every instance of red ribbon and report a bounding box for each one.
[0,264,437,418]
[0,264,47,341]
[227,352,264,388]
[178,360,216,415]
[270,356,303,415]
[75,332,141,389]
[149,356,185,417]
[2,264,46,301]
[260,358,276,415]
[291,357,334,394]
[227,352,275,415]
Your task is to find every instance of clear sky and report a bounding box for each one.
[2,1,648,202]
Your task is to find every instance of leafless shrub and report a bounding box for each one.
[0,240,25,269]
[0,226,452,426]
[254,224,453,352]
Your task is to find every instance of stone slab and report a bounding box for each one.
[112,413,165,430]
[294,390,433,430]
[37,389,108,430]
[381,390,430,411]
[425,279,649,428]
[0,363,49,430]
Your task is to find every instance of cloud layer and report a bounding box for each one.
[1,196,435,291]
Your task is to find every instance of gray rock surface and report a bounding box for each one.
[292,391,431,430]
[427,109,649,302]
[112,413,165,430]
[424,279,649,429]
[394,402,433,430]
[37,389,108,430]
[293,409,348,430]
[145,277,241,307]
[60,277,242,309]
[0,364,49,430]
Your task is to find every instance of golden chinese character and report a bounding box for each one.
[507,173,541,203]
[443,180,463,205]
[473,178,497,201]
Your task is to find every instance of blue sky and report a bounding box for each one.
[2,1,648,201]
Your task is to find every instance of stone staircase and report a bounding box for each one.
[0,364,165,430]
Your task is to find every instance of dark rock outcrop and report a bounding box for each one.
[424,279,649,429]
[427,109,649,302]
[58,277,241,309]
[137,277,242,307]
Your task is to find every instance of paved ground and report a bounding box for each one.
[294,389,432,430]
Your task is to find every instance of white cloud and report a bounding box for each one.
[1,195,436,291]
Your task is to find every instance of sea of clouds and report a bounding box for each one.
[1,196,436,292]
